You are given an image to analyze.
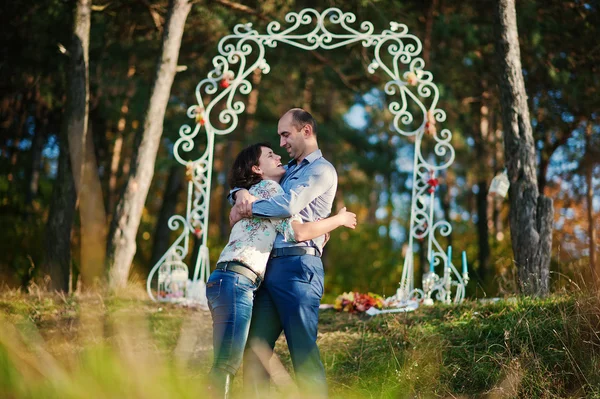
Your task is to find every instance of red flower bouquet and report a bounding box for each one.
[334,291,384,313]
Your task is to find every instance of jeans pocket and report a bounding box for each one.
[295,259,314,284]
[301,257,324,298]
[206,278,222,305]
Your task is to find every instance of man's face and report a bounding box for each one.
[277,113,305,160]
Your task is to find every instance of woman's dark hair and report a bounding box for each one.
[228,142,272,189]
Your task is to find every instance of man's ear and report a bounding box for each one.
[303,123,312,137]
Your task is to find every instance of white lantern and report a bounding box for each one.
[489,170,510,198]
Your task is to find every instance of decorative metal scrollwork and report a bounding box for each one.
[147,7,467,306]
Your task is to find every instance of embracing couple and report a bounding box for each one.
[206,108,356,398]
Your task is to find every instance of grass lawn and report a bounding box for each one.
[1,289,599,398]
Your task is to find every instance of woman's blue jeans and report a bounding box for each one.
[207,269,259,377]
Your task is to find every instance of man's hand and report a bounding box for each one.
[229,189,258,227]
[229,205,243,227]
[337,207,357,229]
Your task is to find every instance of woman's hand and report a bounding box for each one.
[337,207,357,229]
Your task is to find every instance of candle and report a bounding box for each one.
[447,245,452,268]
[429,254,435,272]
[462,251,468,274]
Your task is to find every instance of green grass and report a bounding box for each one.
[1,289,599,398]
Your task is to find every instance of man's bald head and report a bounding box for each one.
[284,108,318,136]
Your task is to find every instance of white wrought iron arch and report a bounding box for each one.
[147,7,468,307]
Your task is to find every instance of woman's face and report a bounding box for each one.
[254,146,285,182]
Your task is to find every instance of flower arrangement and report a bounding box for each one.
[334,291,384,313]
[405,71,418,86]
[425,109,437,136]
[194,106,205,125]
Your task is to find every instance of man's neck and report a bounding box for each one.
[295,145,319,164]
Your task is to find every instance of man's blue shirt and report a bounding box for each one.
[252,149,337,254]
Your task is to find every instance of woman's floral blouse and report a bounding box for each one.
[217,179,301,278]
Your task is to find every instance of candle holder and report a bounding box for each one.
[462,272,470,288]
[420,247,469,305]
[421,271,438,305]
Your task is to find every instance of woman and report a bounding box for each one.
[206,143,356,397]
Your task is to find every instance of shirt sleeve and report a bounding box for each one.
[227,188,242,206]
[252,163,336,218]
[272,215,303,243]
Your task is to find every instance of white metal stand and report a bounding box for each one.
[146,7,467,305]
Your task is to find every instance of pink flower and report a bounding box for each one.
[195,106,205,125]
[425,122,437,135]
[406,72,418,86]
[427,177,439,193]
[427,110,436,125]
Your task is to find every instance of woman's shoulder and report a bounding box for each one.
[249,179,284,199]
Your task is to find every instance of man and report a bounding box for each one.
[229,108,337,397]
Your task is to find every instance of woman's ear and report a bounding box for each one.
[251,165,262,175]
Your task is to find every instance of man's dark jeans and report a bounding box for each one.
[243,254,327,397]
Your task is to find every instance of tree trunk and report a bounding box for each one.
[536,118,553,196]
[38,0,92,291]
[492,113,505,237]
[585,123,597,283]
[245,68,262,135]
[79,123,108,287]
[108,58,137,219]
[26,109,47,205]
[106,0,192,289]
[538,153,549,196]
[493,0,553,296]
[40,129,77,291]
[438,180,453,249]
[64,0,107,288]
[586,162,597,283]
[7,88,33,183]
[302,71,314,113]
[66,0,91,197]
[474,88,491,279]
[150,164,185,266]
[108,126,124,216]
[214,141,229,241]
[476,179,490,276]
[422,0,438,65]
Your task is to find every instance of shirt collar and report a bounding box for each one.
[287,149,322,167]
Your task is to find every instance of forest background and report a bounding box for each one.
[1,0,598,302]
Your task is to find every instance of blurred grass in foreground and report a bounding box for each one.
[1,285,599,398]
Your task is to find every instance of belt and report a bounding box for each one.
[215,261,261,285]
[270,247,320,258]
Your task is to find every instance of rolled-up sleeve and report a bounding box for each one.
[252,163,335,218]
